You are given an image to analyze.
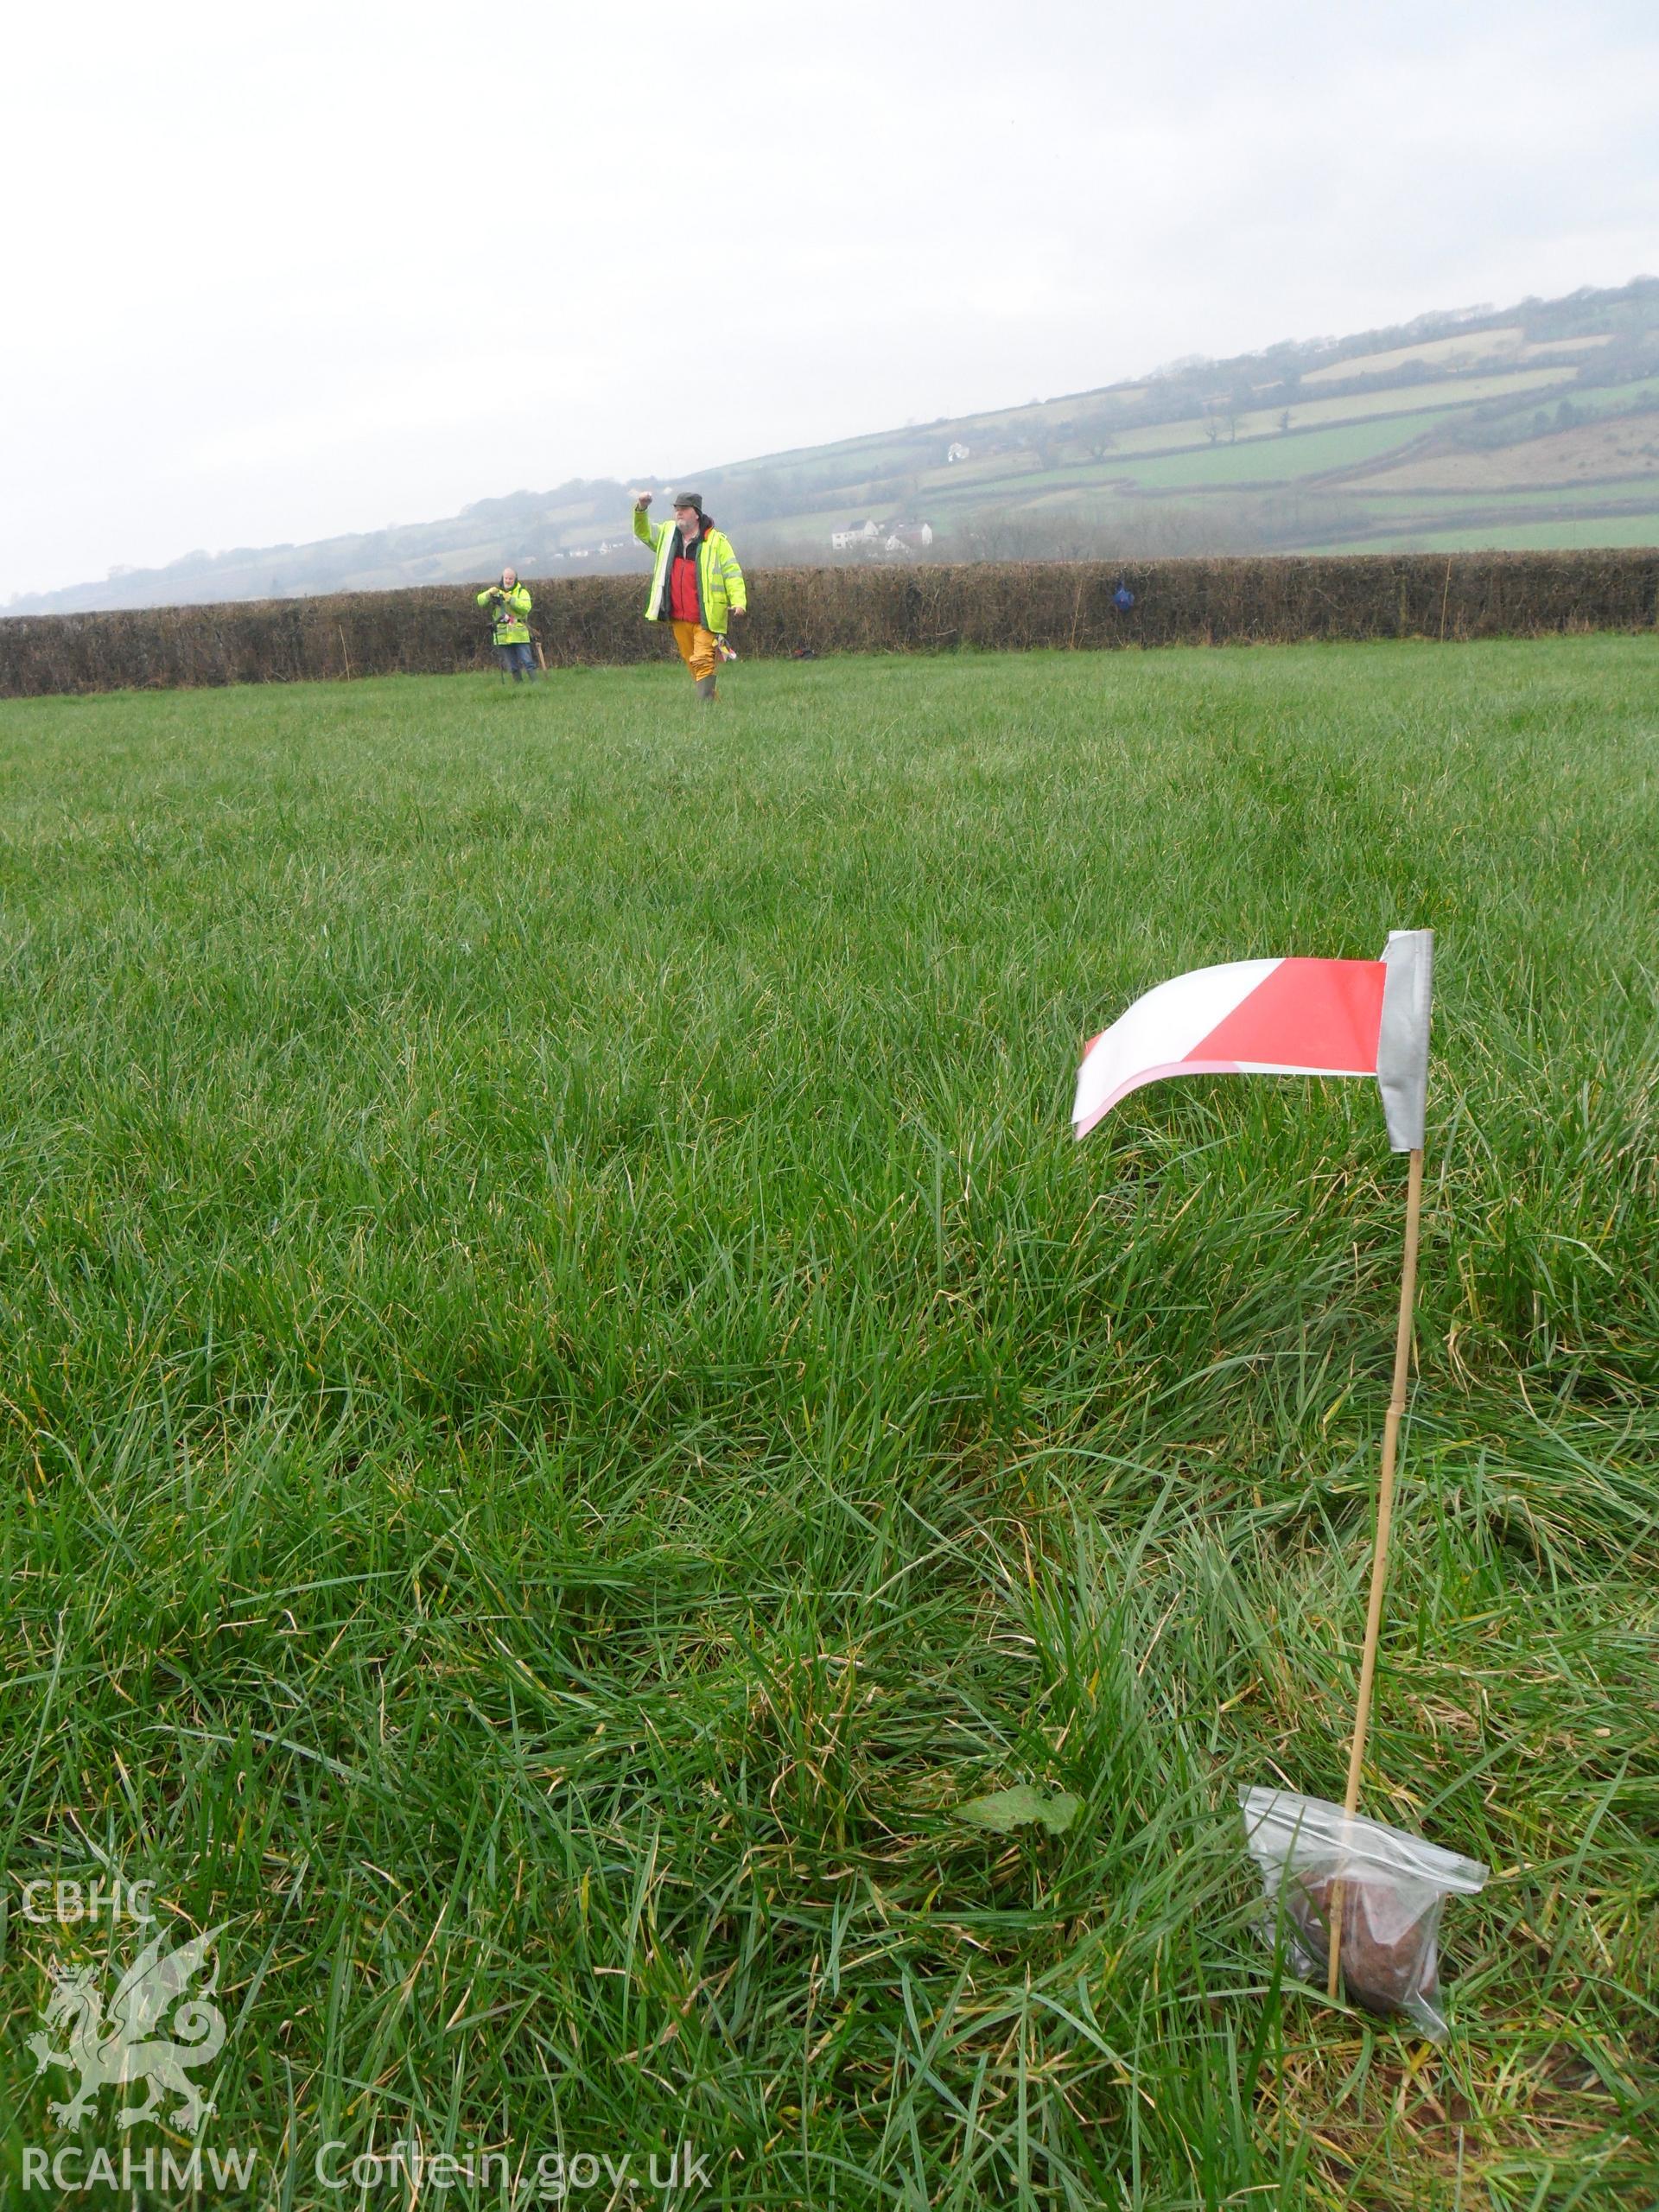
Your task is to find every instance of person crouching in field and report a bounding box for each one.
[477,569,537,682]
[632,492,746,702]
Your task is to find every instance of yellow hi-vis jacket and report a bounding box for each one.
[477,582,532,645]
[632,510,747,633]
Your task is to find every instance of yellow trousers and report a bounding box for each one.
[671,620,721,682]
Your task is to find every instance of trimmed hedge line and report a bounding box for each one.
[3,552,1656,697]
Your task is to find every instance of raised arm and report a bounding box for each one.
[631,493,665,553]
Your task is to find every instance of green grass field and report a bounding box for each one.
[1117,415,1467,494]
[1318,517,1659,554]
[2,642,1656,2210]
[1469,377,1659,442]
[1344,483,1659,517]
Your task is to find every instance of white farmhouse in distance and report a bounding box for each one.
[831,517,935,556]
[946,442,970,462]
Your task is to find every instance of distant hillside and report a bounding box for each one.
[12,279,1658,616]
[8,482,649,618]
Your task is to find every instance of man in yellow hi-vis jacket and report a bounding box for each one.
[631,493,747,702]
[476,569,537,682]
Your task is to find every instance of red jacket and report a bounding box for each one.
[668,527,705,623]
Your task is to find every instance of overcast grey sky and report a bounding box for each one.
[3,0,1656,601]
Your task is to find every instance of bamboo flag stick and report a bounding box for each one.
[1062,926,1433,2007]
[1327,1143,1426,2000]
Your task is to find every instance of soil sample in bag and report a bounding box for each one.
[1287,1871,1444,2018]
[1239,1786,1490,2038]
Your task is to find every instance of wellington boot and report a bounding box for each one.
[695,675,718,705]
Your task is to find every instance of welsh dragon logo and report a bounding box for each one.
[26,1924,227,2133]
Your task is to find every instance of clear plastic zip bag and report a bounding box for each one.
[1240,1787,1488,2038]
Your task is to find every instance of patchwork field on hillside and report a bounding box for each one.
[16,283,1659,613]
[1,644,1655,2209]
[1299,327,1611,384]
[1355,416,1659,493]
[1323,512,1659,554]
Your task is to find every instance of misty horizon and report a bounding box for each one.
[4,0,1656,605]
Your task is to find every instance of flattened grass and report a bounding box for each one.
[1,640,1656,2209]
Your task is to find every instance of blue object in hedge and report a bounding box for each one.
[1113,582,1135,611]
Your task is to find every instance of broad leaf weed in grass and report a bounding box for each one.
[0,639,1656,2209]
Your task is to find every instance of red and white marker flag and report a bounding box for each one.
[1073,930,1432,1151]
[1072,929,1438,1992]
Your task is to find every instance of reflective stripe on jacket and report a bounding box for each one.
[476,583,532,645]
[632,510,747,632]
